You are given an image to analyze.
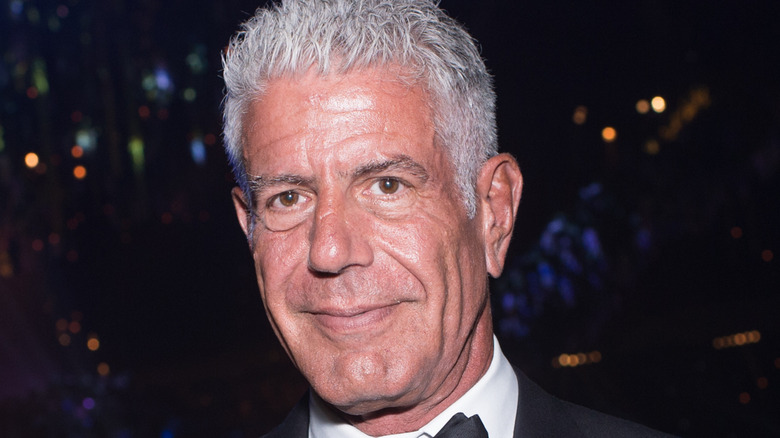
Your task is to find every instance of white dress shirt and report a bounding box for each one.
[309,336,518,437]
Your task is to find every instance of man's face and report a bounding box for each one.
[235,68,494,416]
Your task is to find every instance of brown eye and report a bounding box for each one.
[278,191,299,207]
[378,178,400,194]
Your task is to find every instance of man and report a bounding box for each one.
[222,1,672,436]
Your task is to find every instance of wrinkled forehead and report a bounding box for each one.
[243,68,434,147]
[240,67,443,178]
[247,63,431,121]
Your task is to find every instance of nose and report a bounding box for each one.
[307,193,373,274]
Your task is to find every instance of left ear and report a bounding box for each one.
[476,153,523,278]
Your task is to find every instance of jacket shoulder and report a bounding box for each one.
[514,367,675,437]
[261,393,309,438]
[560,399,676,438]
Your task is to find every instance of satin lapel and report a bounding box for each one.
[513,367,584,438]
[262,392,310,438]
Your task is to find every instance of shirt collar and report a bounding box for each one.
[309,336,518,438]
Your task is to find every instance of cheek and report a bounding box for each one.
[372,213,458,298]
[253,228,309,302]
[377,207,486,317]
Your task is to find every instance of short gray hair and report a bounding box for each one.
[221,0,497,217]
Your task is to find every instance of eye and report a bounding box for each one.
[271,190,301,208]
[261,190,312,231]
[371,178,402,195]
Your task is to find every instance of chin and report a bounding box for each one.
[310,361,425,415]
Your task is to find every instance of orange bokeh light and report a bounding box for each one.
[636,99,650,114]
[25,152,40,168]
[73,165,87,179]
[602,126,617,143]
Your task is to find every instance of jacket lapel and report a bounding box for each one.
[513,367,585,438]
[262,392,310,438]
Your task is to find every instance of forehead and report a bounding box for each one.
[242,68,437,173]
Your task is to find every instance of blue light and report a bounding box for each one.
[636,227,652,251]
[502,293,516,311]
[547,217,565,234]
[558,277,575,306]
[500,317,529,337]
[560,249,582,274]
[579,182,602,200]
[155,67,172,91]
[190,138,206,166]
[10,0,23,18]
[538,262,556,289]
[582,228,602,258]
[76,129,97,152]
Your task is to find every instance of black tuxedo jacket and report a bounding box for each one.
[261,367,673,437]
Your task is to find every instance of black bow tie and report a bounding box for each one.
[433,413,488,438]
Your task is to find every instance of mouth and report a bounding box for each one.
[309,303,401,335]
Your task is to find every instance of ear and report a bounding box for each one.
[231,186,252,239]
[476,153,523,278]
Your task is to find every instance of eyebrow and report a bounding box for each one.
[351,155,429,182]
[247,154,429,194]
[248,174,314,195]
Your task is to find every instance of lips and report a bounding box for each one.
[309,303,400,335]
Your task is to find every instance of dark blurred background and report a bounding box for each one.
[1,0,778,436]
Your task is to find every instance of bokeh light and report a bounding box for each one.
[73,165,87,179]
[32,239,44,251]
[25,152,39,168]
[58,333,71,346]
[572,105,587,125]
[553,351,602,368]
[651,96,666,113]
[644,139,660,155]
[601,126,617,143]
[82,398,95,410]
[636,99,650,114]
[68,320,81,334]
[713,330,761,349]
[87,337,100,351]
[97,362,110,376]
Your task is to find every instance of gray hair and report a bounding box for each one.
[221,0,497,218]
